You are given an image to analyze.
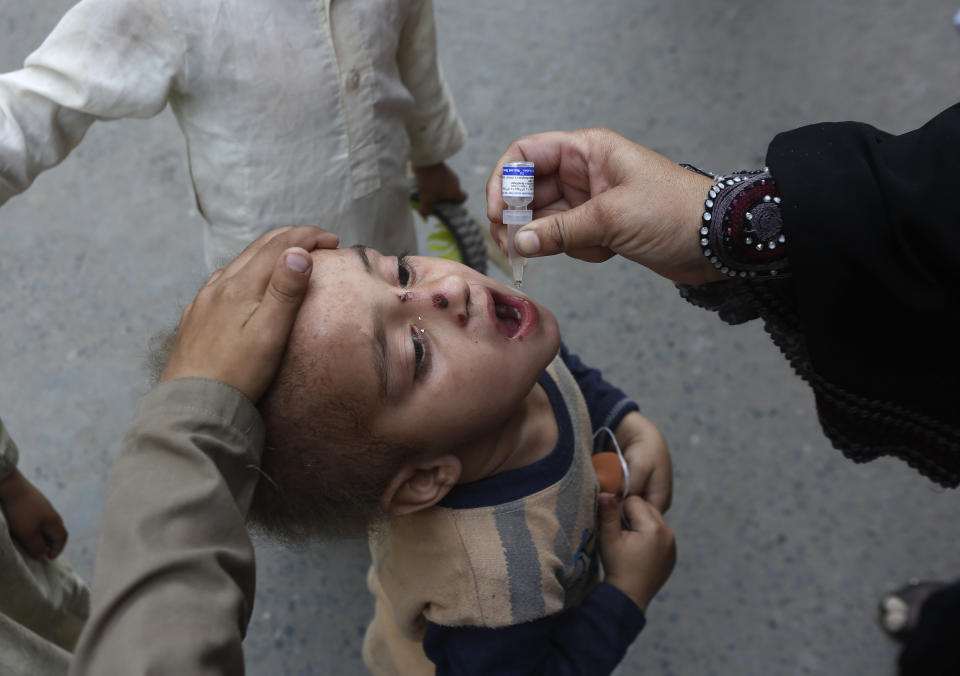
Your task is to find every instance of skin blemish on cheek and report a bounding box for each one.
[433,294,448,309]
[399,292,411,303]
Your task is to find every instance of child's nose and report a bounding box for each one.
[427,275,470,324]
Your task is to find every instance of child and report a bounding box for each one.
[0,0,467,270]
[150,244,675,673]
[0,417,90,674]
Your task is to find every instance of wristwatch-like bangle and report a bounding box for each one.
[681,164,790,279]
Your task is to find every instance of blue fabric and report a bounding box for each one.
[430,346,645,671]
[439,345,638,509]
[423,582,645,675]
[439,371,572,509]
[559,345,639,438]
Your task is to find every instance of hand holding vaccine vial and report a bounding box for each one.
[502,161,534,288]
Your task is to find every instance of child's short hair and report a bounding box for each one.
[147,330,416,540]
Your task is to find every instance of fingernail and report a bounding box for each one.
[284,252,310,273]
[516,229,540,255]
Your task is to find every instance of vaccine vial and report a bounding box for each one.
[502,161,534,210]
[502,161,534,287]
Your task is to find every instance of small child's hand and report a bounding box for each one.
[414,162,467,216]
[616,411,672,513]
[599,493,675,612]
[0,469,68,559]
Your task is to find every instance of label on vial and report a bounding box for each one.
[502,165,534,198]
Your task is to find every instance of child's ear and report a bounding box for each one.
[381,455,462,517]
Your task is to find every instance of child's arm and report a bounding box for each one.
[396,0,467,173]
[423,589,641,675]
[398,0,468,218]
[0,417,68,558]
[560,345,673,511]
[615,410,672,513]
[421,495,676,675]
[560,344,639,432]
[0,0,182,205]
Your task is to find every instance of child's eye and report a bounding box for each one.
[397,255,412,287]
[410,326,429,381]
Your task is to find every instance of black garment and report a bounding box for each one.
[897,582,960,676]
[767,105,960,676]
[766,103,960,487]
[681,104,960,486]
[682,104,960,676]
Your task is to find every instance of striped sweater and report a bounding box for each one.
[362,347,639,675]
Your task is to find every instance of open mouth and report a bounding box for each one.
[490,290,539,340]
[495,300,522,338]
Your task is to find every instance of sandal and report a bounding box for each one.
[878,579,951,643]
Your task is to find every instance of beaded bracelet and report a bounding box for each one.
[681,164,791,279]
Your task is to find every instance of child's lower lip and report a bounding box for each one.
[489,290,539,340]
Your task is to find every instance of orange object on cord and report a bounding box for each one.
[592,451,625,495]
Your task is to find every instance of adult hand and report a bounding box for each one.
[160,226,339,402]
[0,468,68,559]
[487,127,723,284]
[598,494,676,612]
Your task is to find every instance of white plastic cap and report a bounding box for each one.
[503,209,532,225]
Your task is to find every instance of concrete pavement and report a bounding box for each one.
[2,1,959,673]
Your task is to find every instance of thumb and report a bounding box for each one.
[514,193,620,262]
[250,247,313,337]
[619,495,661,533]
[598,492,623,542]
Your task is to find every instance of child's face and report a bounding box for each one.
[289,246,561,453]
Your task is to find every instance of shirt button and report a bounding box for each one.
[348,70,361,90]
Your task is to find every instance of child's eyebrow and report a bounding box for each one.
[372,312,389,402]
[352,245,390,401]
[353,244,372,272]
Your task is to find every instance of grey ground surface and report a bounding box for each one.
[2,1,959,674]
